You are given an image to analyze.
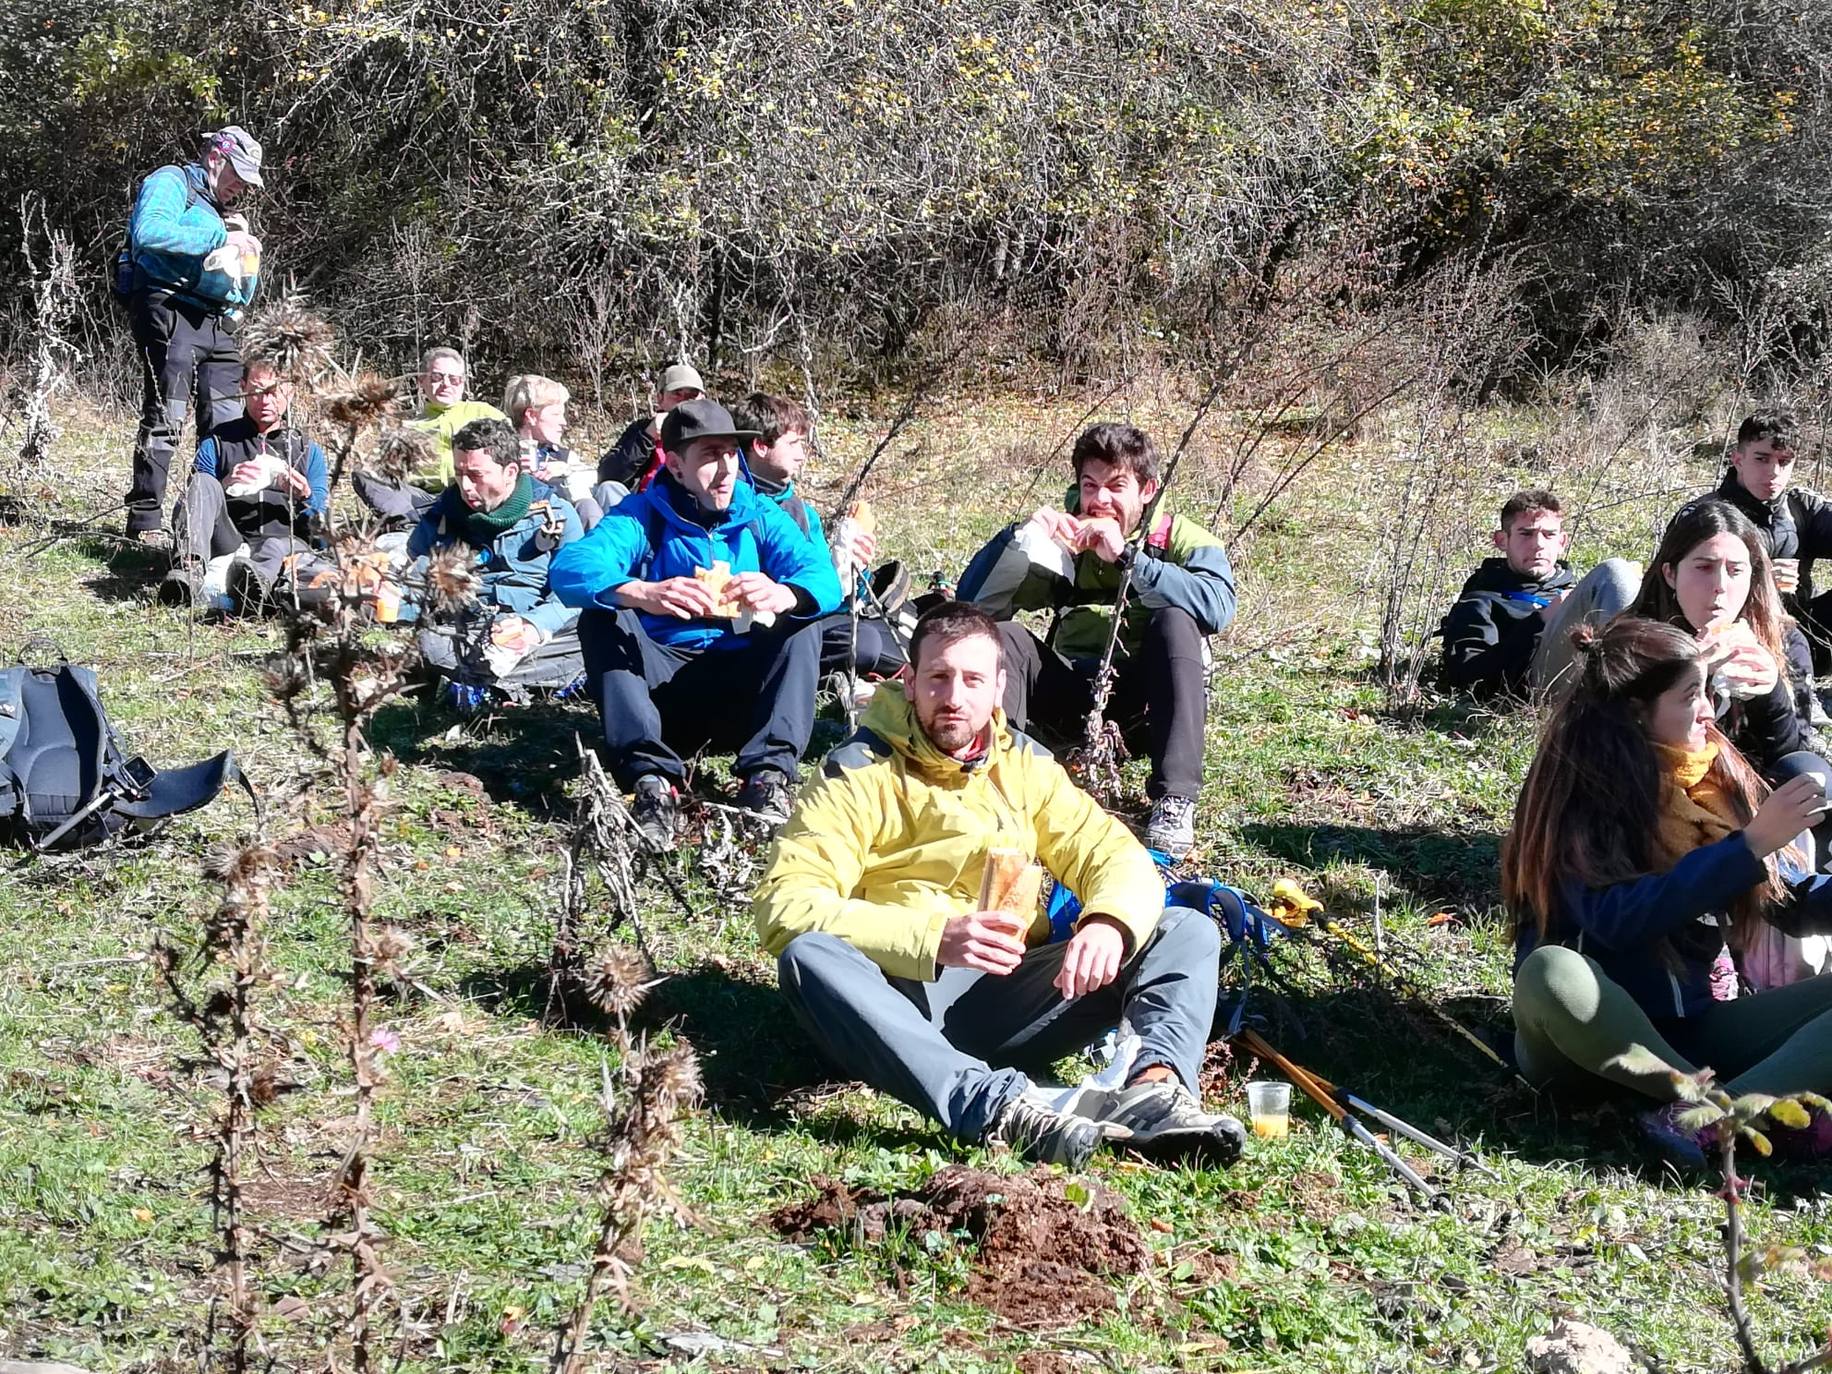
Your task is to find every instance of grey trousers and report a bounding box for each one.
[171,471,308,581]
[776,904,1221,1142]
[1531,557,1642,698]
[417,622,585,692]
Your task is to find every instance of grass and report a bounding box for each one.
[2,395,1830,1373]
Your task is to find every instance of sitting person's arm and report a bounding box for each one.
[1130,522,1236,635]
[301,440,329,522]
[956,511,1081,618]
[1438,589,1537,694]
[1028,758,1166,954]
[753,764,956,979]
[404,506,444,563]
[1560,835,1767,953]
[517,501,586,639]
[748,499,843,617]
[195,436,222,479]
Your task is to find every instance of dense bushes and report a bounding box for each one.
[1,0,1828,388]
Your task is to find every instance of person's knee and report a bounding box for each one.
[1593,558,1642,617]
[1146,606,1202,648]
[1513,944,1603,1023]
[777,931,866,999]
[1148,905,1222,969]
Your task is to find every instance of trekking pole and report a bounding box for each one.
[1237,1029,1445,1209]
[1303,1066,1501,1182]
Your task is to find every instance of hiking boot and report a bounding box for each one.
[735,768,796,825]
[1068,1079,1246,1168]
[158,566,203,609]
[1638,1100,1713,1170]
[1145,795,1197,859]
[987,1094,1110,1169]
[630,774,680,849]
[229,558,275,614]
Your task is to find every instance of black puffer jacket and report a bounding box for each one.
[1437,558,1577,696]
[1713,471,1832,624]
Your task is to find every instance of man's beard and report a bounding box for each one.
[919,707,983,756]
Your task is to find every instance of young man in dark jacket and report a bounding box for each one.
[1710,411,1832,675]
[552,399,842,841]
[956,423,1235,859]
[1437,489,1639,699]
[595,363,705,492]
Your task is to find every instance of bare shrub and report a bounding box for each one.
[1372,257,1539,708]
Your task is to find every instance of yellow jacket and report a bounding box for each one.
[753,683,1165,980]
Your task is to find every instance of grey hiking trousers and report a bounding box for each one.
[776,904,1221,1142]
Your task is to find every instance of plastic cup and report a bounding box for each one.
[1246,1081,1291,1139]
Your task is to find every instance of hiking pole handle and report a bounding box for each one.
[30,784,119,853]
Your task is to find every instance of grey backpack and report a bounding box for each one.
[0,642,250,852]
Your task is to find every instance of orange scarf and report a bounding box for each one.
[1652,740,1739,869]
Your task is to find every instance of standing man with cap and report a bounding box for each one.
[596,363,705,495]
[551,397,842,843]
[121,126,267,543]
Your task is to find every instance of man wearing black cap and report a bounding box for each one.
[551,398,843,843]
[120,126,268,542]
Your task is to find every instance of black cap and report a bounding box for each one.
[660,397,757,451]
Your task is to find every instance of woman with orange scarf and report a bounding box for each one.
[1503,616,1832,1165]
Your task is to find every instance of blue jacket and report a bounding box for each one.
[550,470,842,651]
[752,473,827,548]
[130,165,258,312]
[195,420,329,525]
[1514,834,1777,1020]
[406,481,584,639]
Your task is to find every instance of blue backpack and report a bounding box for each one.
[1045,859,1293,1033]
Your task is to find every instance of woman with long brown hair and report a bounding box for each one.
[1503,615,1832,1163]
[1629,497,1822,777]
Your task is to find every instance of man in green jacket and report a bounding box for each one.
[957,423,1235,858]
[754,601,1243,1169]
[354,346,507,523]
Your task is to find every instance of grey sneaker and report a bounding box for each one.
[630,775,679,850]
[987,1095,1111,1169]
[736,768,796,825]
[1145,795,1197,858]
[1068,1080,1245,1168]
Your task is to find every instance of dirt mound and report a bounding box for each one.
[769,1164,1150,1327]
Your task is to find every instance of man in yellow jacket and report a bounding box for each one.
[754,602,1243,1169]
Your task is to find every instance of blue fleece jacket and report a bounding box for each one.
[195,422,329,522]
[1513,834,1768,1020]
[406,480,584,638]
[130,164,258,311]
[549,470,842,651]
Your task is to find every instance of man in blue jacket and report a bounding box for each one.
[122,126,267,542]
[551,399,843,842]
[406,419,585,706]
[161,356,328,612]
